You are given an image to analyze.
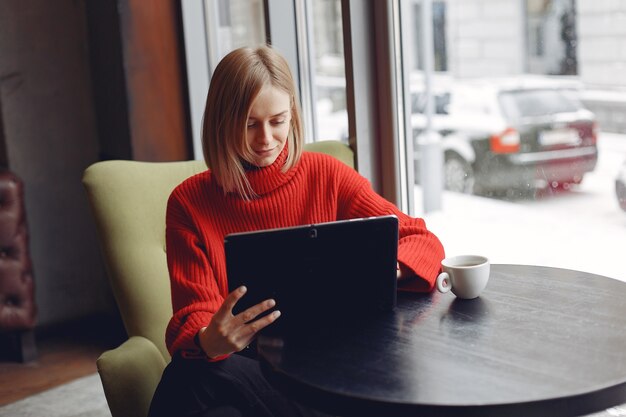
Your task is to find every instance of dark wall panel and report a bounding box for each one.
[0,0,112,326]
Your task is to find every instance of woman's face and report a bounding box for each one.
[245,86,292,167]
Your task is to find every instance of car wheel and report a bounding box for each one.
[444,154,474,194]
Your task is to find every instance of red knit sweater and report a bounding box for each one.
[165,147,445,358]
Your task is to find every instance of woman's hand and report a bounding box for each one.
[197,286,281,359]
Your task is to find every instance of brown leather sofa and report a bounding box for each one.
[0,168,37,362]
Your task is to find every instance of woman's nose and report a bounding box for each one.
[257,123,271,144]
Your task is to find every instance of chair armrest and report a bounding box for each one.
[97,336,169,417]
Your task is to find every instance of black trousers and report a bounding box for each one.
[148,351,332,417]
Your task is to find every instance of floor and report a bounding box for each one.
[0,313,126,406]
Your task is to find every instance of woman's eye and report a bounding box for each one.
[247,122,257,128]
[272,119,286,125]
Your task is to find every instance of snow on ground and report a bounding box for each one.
[416,132,626,282]
[422,191,626,282]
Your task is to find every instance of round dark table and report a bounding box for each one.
[257,264,626,417]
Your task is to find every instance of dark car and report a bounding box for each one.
[413,76,598,195]
[617,158,626,211]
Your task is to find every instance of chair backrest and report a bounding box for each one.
[83,160,207,359]
[82,140,353,360]
[304,140,354,168]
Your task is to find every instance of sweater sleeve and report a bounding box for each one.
[335,162,445,291]
[164,190,225,359]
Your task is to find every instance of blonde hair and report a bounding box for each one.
[202,45,304,199]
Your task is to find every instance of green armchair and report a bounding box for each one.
[82,141,353,417]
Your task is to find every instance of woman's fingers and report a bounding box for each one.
[204,288,281,355]
[215,286,247,319]
[217,286,276,325]
[238,310,282,344]
[232,299,281,347]
[230,308,280,353]
[236,298,276,324]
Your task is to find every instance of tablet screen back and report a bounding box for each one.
[224,215,398,335]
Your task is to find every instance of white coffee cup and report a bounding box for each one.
[436,255,490,299]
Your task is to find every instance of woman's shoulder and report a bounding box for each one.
[170,169,214,200]
[300,150,354,173]
[299,150,369,197]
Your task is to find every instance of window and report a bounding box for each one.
[184,0,348,150]
[181,0,266,157]
[309,0,348,143]
[498,88,584,121]
[412,1,448,72]
[526,0,577,75]
[396,0,624,282]
[182,0,625,282]
[208,0,266,66]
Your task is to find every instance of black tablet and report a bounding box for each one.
[224,215,398,335]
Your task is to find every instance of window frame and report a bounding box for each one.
[342,0,411,210]
[181,0,419,211]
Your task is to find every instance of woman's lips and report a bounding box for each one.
[254,147,275,156]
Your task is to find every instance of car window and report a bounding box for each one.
[498,89,583,122]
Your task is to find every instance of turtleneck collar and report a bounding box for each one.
[244,144,297,196]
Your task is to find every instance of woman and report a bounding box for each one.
[148,45,445,417]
